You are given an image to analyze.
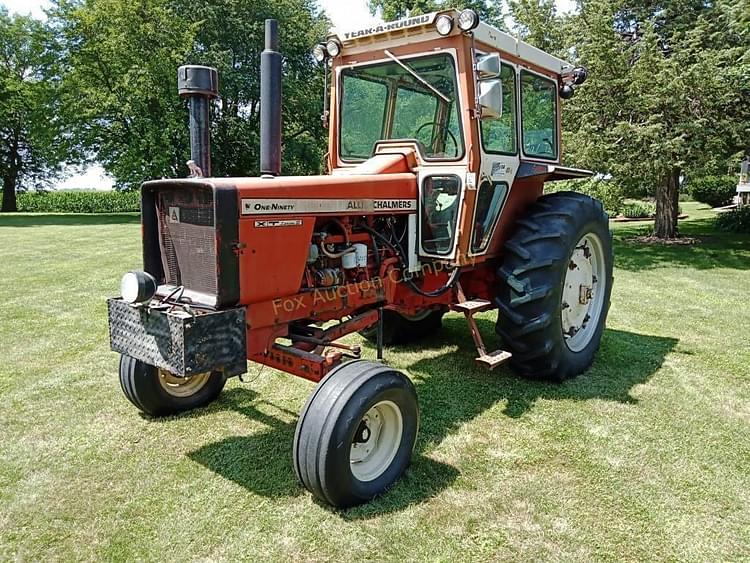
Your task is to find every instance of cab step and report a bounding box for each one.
[454,285,510,370]
[451,299,493,314]
[476,349,512,369]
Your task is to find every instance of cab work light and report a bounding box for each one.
[312,43,327,63]
[457,9,479,31]
[325,39,342,58]
[435,15,454,36]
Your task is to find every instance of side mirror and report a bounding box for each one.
[560,83,575,99]
[476,53,501,79]
[478,79,502,120]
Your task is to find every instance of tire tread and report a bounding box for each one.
[293,360,418,508]
[495,192,614,381]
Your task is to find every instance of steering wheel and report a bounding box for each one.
[531,138,554,156]
[414,121,458,156]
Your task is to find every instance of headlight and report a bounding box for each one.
[325,39,341,58]
[435,15,454,36]
[457,9,480,31]
[121,271,157,304]
[312,43,327,63]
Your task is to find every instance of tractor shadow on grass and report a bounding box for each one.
[186,388,305,499]
[407,315,678,426]
[187,385,460,514]
[188,315,676,518]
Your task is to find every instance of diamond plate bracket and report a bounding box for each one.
[107,298,247,377]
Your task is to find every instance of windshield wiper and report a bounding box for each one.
[383,50,450,104]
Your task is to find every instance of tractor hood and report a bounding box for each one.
[143,149,420,218]
[143,172,418,217]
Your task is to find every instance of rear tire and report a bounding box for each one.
[495,192,613,381]
[119,355,226,417]
[360,309,445,345]
[293,360,419,508]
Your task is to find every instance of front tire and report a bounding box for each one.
[293,360,419,508]
[495,192,613,381]
[119,355,226,417]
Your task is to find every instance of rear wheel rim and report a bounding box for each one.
[158,369,210,398]
[350,400,403,482]
[400,310,432,322]
[561,232,607,353]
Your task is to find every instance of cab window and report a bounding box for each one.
[340,76,387,160]
[520,71,557,159]
[471,181,508,253]
[392,87,437,139]
[340,53,464,161]
[421,175,461,255]
[480,65,517,154]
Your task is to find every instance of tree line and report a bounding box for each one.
[2,0,748,239]
[1,0,329,211]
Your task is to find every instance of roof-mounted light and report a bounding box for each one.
[457,9,479,32]
[325,38,341,58]
[312,43,327,63]
[559,66,588,99]
[435,14,454,36]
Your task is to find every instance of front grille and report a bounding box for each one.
[155,187,218,296]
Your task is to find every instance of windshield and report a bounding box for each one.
[339,53,464,161]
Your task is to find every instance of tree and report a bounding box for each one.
[173,0,330,177]
[559,0,746,238]
[713,0,750,166]
[0,9,69,212]
[50,0,197,190]
[51,0,330,189]
[506,0,565,53]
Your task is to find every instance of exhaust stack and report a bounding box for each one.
[177,65,219,177]
[260,19,282,176]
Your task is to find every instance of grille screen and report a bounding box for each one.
[155,188,218,296]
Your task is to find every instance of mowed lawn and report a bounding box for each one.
[1,202,749,561]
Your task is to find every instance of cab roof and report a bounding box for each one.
[330,9,572,76]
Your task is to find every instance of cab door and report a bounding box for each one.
[469,62,520,257]
[417,167,466,262]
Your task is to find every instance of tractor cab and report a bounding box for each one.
[317,9,589,265]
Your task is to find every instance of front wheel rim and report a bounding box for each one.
[561,232,607,353]
[350,400,404,482]
[158,369,210,398]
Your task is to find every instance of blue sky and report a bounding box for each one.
[2,0,576,189]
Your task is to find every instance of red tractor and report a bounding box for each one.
[108,9,612,508]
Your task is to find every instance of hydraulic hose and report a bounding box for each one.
[356,223,460,298]
[320,218,356,258]
[320,241,355,259]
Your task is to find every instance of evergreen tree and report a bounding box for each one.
[507,0,565,53]
[558,0,747,237]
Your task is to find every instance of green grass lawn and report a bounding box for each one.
[1,202,749,561]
